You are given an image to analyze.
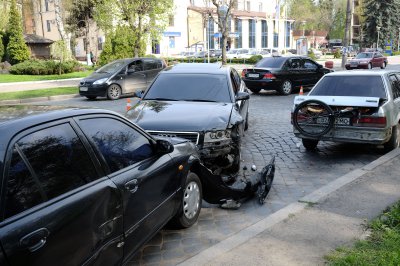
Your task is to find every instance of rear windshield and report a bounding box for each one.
[144,73,231,102]
[310,76,387,98]
[255,57,286,68]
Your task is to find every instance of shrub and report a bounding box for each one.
[0,34,4,62]
[333,49,341,59]
[248,55,262,63]
[393,51,400,56]
[9,59,80,75]
[308,49,316,60]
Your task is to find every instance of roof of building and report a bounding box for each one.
[24,34,54,44]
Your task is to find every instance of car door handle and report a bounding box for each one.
[20,228,50,252]
[125,179,138,193]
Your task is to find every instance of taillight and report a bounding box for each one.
[241,69,247,77]
[263,73,276,79]
[352,116,386,128]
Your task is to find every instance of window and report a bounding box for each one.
[169,15,174,27]
[128,60,143,72]
[207,18,215,50]
[390,75,400,99]
[46,20,51,32]
[235,19,242,48]
[7,123,98,215]
[144,59,159,70]
[79,118,154,173]
[303,59,318,70]
[246,1,250,11]
[289,58,301,69]
[97,37,103,51]
[273,21,278,48]
[261,20,268,48]
[45,0,49,11]
[259,2,263,12]
[248,19,256,48]
[285,21,291,48]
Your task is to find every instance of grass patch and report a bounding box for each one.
[326,201,400,265]
[0,71,92,83]
[0,87,78,100]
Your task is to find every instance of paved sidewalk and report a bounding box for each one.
[180,149,400,266]
[0,78,81,93]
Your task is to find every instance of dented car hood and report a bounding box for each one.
[294,95,381,107]
[127,100,233,131]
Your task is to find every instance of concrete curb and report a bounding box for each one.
[0,78,81,87]
[0,94,80,105]
[179,148,400,265]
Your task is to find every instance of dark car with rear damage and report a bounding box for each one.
[241,56,332,95]
[127,63,250,176]
[0,105,203,265]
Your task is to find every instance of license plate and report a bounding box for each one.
[316,117,350,125]
[350,62,358,67]
[248,73,259,78]
[80,87,88,91]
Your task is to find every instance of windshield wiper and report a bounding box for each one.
[183,99,218,102]
[145,97,178,101]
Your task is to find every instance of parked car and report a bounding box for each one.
[292,70,400,151]
[79,58,167,100]
[226,48,249,59]
[127,63,250,175]
[0,105,202,265]
[209,49,222,58]
[241,56,332,95]
[345,52,387,70]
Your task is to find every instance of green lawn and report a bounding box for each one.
[0,71,92,83]
[326,201,400,265]
[0,87,78,100]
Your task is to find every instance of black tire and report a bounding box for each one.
[368,63,372,69]
[107,84,122,100]
[383,124,400,152]
[86,96,97,100]
[302,138,319,150]
[293,99,334,138]
[171,172,202,229]
[380,62,386,69]
[279,80,292,95]
[249,88,261,94]
[244,111,249,131]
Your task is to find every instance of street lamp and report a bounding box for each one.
[376,26,381,51]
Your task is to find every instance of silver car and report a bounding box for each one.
[291,70,400,151]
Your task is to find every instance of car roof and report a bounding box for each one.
[0,105,119,142]
[162,63,230,75]
[325,70,397,77]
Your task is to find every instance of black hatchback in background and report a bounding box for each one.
[241,56,332,95]
[0,105,202,265]
[79,58,167,100]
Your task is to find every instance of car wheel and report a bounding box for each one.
[345,67,350,70]
[368,63,372,69]
[86,96,97,100]
[171,172,202,229]
[380,62,386,69]
[302,138,319,151]
[279,80,292,95]
[383,124,400,152]
[249,88,261,94]
[244,111,249,131]
[107,84,122,100]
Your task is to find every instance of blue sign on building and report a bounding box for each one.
[163,32,181,37]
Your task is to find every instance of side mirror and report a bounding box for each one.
[134,90,144,98]
[235,91,250,101]
[317,64,323,68]
[127,68,135,74]
[155,139,174,154]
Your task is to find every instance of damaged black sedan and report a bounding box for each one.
[127,63,250,176]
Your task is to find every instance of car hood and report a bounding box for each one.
[82,72,112,82]
[126,100,234,131]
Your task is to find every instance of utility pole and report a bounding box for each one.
[341,0,351,69]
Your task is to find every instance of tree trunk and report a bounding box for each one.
[54,0,71,58]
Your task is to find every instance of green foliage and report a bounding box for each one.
[0,33,4,61]
[5,0,30,64]
[9,59,80,75]
[165,56,261,65]
[333,49,341,59]
[308,49,316,60]
[326,202,400,266]
[249,55,262,63]
[51,40,70,61]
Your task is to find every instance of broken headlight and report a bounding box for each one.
[204,130,231,142]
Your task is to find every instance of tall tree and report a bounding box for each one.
[54,0,71,57]
[6,0,29,64]
[363,0,400,48]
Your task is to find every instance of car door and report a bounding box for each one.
[372,53,382,67]
[124,59,147,94]
[284,58,303,87]
[143,59,163,87]
[389,74,400,123]
[302,59,321,85]
[0,120,123,266]
[76,115,181,262]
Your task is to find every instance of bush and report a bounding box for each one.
[9,59,80,75]
[333,49,341,59]
[308,49,316,60]
[393,51,400,56]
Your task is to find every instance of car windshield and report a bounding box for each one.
[310,76,387,99]
[96,60,126,73]
[144,73,231,102]
[356,53,373,59]
[255,57,286,68]
[227,49,238,54]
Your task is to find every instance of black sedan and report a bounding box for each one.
[0,105,202,265]
[79,58,166,100]
[127,63,250,175]
[241,56,332,95]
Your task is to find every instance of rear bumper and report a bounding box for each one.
[243,79,281,90]
[293,126,392,144]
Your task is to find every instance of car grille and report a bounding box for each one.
[147,131,200,144]
[80,80,93,86]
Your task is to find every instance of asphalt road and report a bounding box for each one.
[33,87,388,265]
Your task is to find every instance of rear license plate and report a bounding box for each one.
[316,117,350,125]
[80,87,88,91]
[248,73,259,78]
[350,62,358,67]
